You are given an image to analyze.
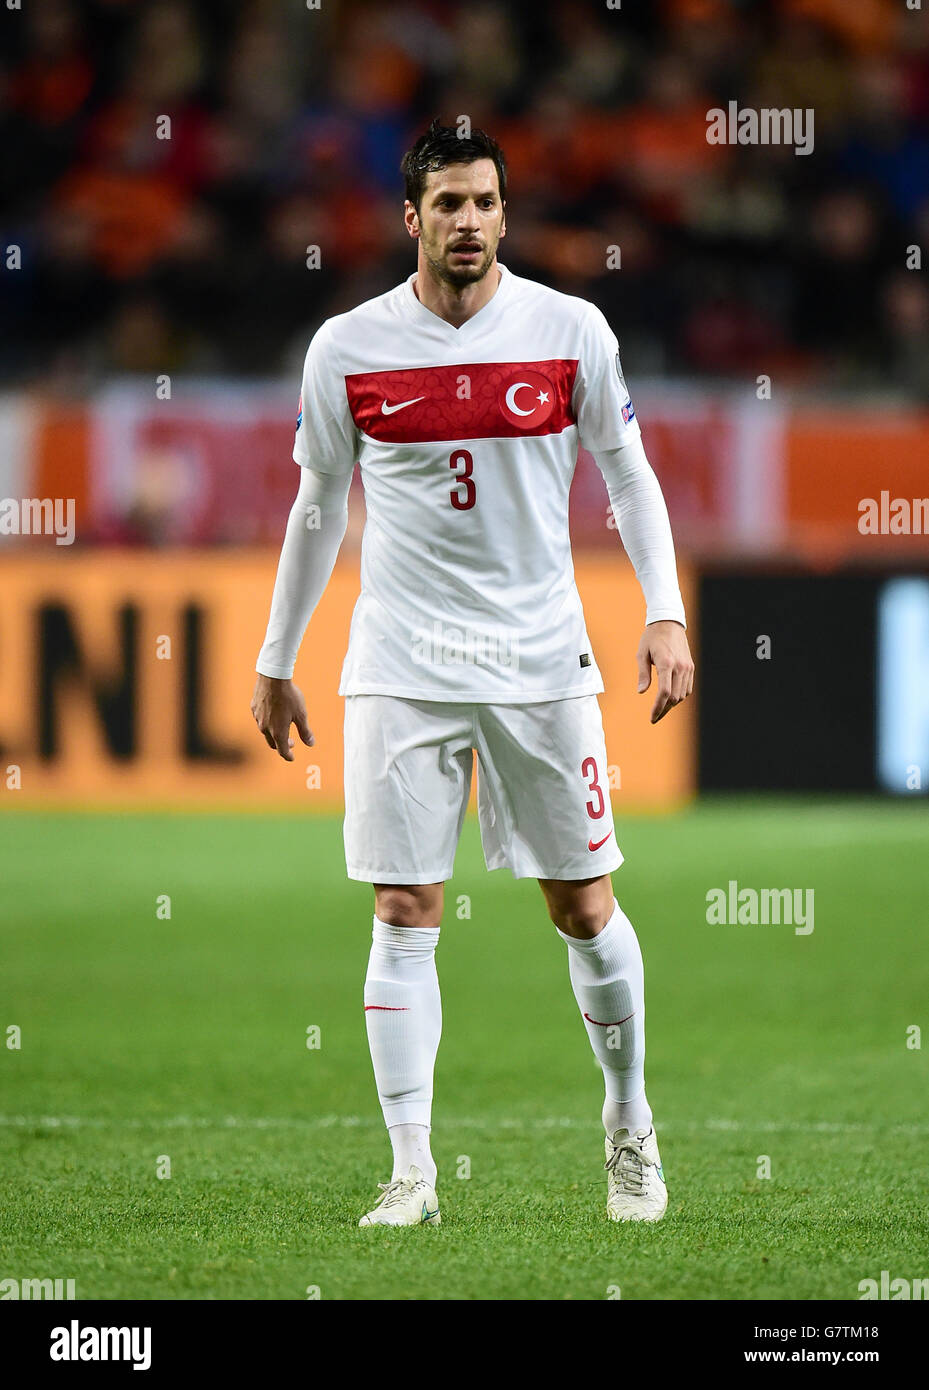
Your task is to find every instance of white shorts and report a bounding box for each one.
[343,694,623,883]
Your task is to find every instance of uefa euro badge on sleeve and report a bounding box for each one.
[616,351,635,423]
[614,350,627,395]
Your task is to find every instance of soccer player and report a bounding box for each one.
[251,120,694,1227]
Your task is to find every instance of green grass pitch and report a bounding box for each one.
[2,799,927,1301]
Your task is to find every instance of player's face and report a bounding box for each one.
[407,159,506,288]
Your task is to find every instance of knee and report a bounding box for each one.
[541,877,615,939]
[549,903,610,939]
[374,885,443,928]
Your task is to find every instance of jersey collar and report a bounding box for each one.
[402,261,512,335]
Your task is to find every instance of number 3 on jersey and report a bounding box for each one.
[449,449,475,510]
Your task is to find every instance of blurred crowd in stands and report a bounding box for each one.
[2,0,929,395]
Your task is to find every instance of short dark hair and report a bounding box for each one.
[401,118,507,213]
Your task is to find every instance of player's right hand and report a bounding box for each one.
[250,675,314,761]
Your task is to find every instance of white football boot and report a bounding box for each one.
[358,1165,441,1228]
[605,1127,668,1222]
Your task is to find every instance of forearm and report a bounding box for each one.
[593,437,686,628]
[255,465,351,678]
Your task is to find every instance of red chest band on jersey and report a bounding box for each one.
[344,359,579,443]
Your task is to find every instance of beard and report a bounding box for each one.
[421,236,498,289]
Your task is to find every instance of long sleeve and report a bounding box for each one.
[255,464,353,679]
[592,436,687,629]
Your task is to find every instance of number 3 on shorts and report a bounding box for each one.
[581,755,605,820]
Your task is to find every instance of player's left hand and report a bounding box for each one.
[636,620,694,724]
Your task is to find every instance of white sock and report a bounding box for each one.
[556,897,652,1138]
[364,916,441,1183]
[602,1094,653,1139]
[388,1123,436,1187]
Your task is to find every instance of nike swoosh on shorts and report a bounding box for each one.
[588,830,614,851]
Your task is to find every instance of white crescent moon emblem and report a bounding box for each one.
[505,382,535,415]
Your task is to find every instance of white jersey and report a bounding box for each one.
[294,262,642,702]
